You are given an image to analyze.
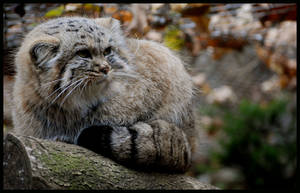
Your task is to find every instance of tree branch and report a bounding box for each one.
[3,133,218,190]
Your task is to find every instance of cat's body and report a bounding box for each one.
[12,17,196,172]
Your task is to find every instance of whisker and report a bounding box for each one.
[134,40,140,56]
[112,71,140,80]
[50,79,83,105]
[45,84,66,101]
[59,78,86,107]
[112,71,151,87]
[79,79,89,96]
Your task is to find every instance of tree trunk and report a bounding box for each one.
[3,133,218,190]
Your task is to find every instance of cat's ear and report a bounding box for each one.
[94,17,123,36]
[30,41,59,70]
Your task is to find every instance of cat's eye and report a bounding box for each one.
[76,49,92,59]
[103,47,112,56]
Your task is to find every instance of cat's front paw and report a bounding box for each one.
[74,124,140,162]
[148,119,192,172]
[75,125,115,156]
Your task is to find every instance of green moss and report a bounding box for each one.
[38,150,107,189]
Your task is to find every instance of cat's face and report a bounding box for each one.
[26,17,134,107]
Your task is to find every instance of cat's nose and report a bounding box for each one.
[99,65,110,74]
[94,64,110,75]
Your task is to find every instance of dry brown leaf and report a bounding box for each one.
[104,5,118,15]
[180,4,210,17]
[112,10,133,24]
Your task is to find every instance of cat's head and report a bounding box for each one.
[16,17,135,107]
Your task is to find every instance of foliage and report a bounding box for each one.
[198,97,296,189]
[45,5,64,18]
[4,4,297,90]
[163,25,185,51]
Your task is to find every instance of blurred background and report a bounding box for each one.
[3,3,297,189]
